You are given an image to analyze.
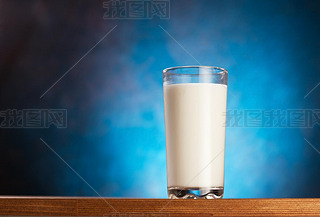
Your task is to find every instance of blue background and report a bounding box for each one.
[0,0,320,198]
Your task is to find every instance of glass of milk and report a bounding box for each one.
[163,66,228,199]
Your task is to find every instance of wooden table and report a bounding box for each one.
[0,197,319,216]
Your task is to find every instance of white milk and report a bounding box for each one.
[164,83,227,188]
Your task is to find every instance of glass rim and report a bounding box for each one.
[163,65,228,75]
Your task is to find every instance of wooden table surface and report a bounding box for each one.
[0,197,319,216]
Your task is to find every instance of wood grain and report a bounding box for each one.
[0,197,319,216]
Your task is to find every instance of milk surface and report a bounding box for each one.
[164,83,227,188]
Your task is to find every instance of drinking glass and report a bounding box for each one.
[163,66,228,199]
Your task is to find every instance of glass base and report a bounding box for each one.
[168,187,224,199]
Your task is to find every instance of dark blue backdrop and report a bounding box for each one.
[0,0,320,198]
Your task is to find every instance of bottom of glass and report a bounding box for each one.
[168,187,224,199]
